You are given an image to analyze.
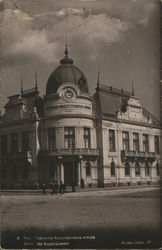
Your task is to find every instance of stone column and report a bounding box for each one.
[140,164,145,183]
[78,161,81,186]
[57,156,62,184]
[60,163,64,183]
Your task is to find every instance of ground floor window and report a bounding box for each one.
[86,161,91,177]
[145,163,150,176]
[125,162,130,176]
[135,162,140,176]
[156,162,160,176]
[110,162,115,176]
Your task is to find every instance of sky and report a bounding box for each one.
[0,0,160,118]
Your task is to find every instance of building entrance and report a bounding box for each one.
[64,161,78,186]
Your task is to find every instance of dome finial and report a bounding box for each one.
[97,64,100,88]
[20,76,23,95]
[132,80,134,96]
[64,43,68,57]
[35,71,38,92]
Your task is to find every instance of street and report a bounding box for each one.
[0,186,161,249]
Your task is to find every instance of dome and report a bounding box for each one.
[46,46,89,95]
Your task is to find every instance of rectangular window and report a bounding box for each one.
[22,131,30,152]
[133,133,139,152]
[109,129,116,152]
[11,133,18,153]
[143,134,149,152]
[135,163,140,176]
[1,135,8,155]
[145,163,150,176]
[48,127,56,150]
[123,131,129,151]
[84,128,90,149]
[154,135,159,154]
[86,161,91,176]
[64,127,75,149]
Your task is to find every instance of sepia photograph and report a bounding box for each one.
[0,0,161,248]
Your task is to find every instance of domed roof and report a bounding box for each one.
[46,45,89,95]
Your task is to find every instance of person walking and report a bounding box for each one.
[51,181,58,195]
[42,183,46,195]
[59,181,64,195]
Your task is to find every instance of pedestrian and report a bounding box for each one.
[51,181,58,195]
[59,181,64,195]
[42,183,46,195]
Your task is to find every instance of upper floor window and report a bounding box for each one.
[125,162,130,176]
[64,127,75,149]
[84,128,90,149]
[135,162,140,176]
[133,133,139,152]
[48,127,56,150]
[143,134,149,152]
[123,131,129,151]
[110,161,115,176]
[109,130,116,152]
[22,131,30,152]
[1,135,8,155]
[154,135,159,154]
[11,133,18,153]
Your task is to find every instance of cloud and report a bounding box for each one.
[1,7,129,66]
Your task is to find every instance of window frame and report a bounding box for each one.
[48,127,56,150]
[110,161,115,176]
[86,161,91,177]
[125,162,130,176]
[135,162,140,176]
[143,134,149,152]
[154,135,159,154]
[133,132,139,152]
[84,127,91,149]
[122,131,129,151]
[109,129,116,152]
[64,127,75,149]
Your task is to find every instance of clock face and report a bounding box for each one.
[64,89,74,99]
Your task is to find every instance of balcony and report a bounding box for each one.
[41,148,99,157]
[121,150,159,163]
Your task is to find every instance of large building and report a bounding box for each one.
[0,47,161,189]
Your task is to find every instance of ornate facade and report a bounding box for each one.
[0,47,160,188]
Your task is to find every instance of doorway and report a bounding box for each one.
[64,160,78,186]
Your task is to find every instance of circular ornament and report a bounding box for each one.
[64,89,74,99]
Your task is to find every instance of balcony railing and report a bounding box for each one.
[121,150,159,162]
[41,148,99,157]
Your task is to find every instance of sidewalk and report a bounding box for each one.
[0,183,160,194]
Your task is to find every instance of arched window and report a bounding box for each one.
[135,162,140,176]
[125,162,130,176]
[86,161,91,176]
[156,162,160,176]
[110,162,115,176]
[145,163,150,176]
